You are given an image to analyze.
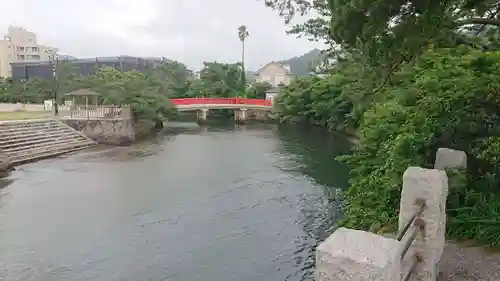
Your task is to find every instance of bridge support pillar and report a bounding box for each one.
[197,108,208,123]
[235,108,247,124]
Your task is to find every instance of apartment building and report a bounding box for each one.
[0,26,57,77]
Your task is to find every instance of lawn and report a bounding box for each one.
[0,111,53,121]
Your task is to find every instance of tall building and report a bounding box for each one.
[10,56,164,82]
[0,26,57,78]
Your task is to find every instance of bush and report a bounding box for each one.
[339,47,500,247]
[275,46,500,247]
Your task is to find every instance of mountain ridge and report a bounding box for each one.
[248,49,325,76]
[278,49,324,76]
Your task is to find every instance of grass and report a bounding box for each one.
[0,111,53,121]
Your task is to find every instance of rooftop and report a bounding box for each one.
[64,89,101,96]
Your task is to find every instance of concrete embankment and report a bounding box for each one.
[62,118,160,145]
[63,119,136,146]
[0,119,97,171]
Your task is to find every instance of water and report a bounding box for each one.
[0,123,351,281]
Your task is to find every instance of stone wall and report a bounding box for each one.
[133,119,158,138]
[63,119,136,146]
[0,149,11,172]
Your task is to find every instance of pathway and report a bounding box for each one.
[439,242,500,281]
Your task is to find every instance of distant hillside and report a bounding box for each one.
[279,49,324,76]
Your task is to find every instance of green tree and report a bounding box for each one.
[265,0,500,74]
[84,68,176,122]
[147,60,191,97]
[339,48,500,244]
[189,62,244,97]
[286,0,332,46]
[274,73,354,130]
[262,0,311,23]
[56,60,81,96]
[23,77,53,103]
[0,78,14,103]
[246,82,272,99]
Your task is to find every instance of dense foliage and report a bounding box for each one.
[83,68,177,122]
[184,61,271,99]
[0,62,180,122]
[342,48,500,244]
[266,0,500,247]
[0,60,271,121]
[274,74,354,132]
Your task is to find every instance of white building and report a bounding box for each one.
[253,61,293,87]
[0,26,57,77]
[265,87,281,103]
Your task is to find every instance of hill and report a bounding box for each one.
[57,54,77,60]
[279,49,324,76]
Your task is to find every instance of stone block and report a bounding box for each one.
[434,148,467,170]
[399,167,448,281]
[316,227,401,281]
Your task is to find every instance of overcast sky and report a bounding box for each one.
[0,0,323,70]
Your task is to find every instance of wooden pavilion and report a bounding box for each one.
[64,89,130,119]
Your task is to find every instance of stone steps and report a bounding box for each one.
[0,122,70,137]
[0,119,97,166]
[8,140,95,165]
[0,131,77,148]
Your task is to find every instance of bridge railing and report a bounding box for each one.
[171,97,272,106]
[316,148,467,281]
[68,105,131,119]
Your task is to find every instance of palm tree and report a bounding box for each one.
[238,25,250,95]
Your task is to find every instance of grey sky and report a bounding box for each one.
[0,0,323,70]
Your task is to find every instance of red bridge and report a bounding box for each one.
[170,97,273,122]
[171,97,272,108]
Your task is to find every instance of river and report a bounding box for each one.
[0,122,351,281]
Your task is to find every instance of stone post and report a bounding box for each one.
[434,148,467,170]
[235,108,247,124]
[433,147,466,262]
[197,108,208,123]
[316,228,401,281]
[234,109,239,121]
[399,167,448,281]
[241,108,247,120]
[315,150,454,281]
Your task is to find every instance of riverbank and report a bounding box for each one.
[297,120,500,279]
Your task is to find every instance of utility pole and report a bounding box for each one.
[47,50,59,116]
